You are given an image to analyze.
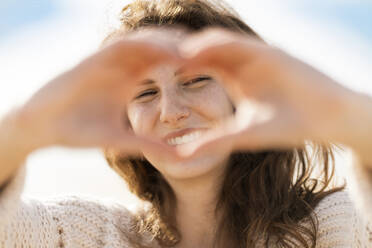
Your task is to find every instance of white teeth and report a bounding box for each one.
[167,131,202,146]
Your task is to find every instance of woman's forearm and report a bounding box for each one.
[0,110,34,187]
[340,92,372,169]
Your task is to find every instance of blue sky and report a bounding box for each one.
[289,2,372,40]
[0,0,59,37]
[1,1,371,41]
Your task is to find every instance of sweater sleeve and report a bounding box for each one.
[315,191,371,248]
[0,165,62,247]
[0,165,25,223]
[346,151,372,224]
[42,195,135,247]
[0,164,138,247]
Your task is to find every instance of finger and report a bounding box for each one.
[179,28,259,58]
[104,39,179,69]
[177,133,235,159]
[124,26,189,52]
[107,132,178,156]
[176,118,237,158]
[179,27,266,69]
[180,43,250,78]
[178,113,306,158]
[77,44,183,104]
[97,107,180,157]
[232,119,307,151]
[116,44,183,95]
[81,125,179,159]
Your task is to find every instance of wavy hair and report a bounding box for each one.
[103,0,344,247]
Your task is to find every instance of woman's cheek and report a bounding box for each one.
[127,103,157,135]
[186,84,233,119]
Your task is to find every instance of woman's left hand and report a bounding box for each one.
[177,29,372,161]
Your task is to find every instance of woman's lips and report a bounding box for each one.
[163,128,206,146]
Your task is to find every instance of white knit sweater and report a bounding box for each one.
[0,163,371,247]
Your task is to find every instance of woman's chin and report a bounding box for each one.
[143,150,230,180]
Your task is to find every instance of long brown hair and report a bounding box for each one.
[103,0,344,247]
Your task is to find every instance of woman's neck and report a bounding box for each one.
[165,165,226,248]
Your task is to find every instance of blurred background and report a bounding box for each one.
[0,0,371,205]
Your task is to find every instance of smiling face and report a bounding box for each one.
[126,64,234,180]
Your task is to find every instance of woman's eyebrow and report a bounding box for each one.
[140,79,155,85]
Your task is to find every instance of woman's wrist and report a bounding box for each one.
[337,91,372,168]
[0,108,40,157]
[0,109,35,186]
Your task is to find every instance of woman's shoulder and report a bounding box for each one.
[41,195,158,247]
[313,191,354,216]
[313,191,372,247]
[40,194,136,230]
[17,194,137,247]
[0,164,145,246]
[41,194,133,215]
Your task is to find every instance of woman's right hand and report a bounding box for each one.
[11,29,181,155]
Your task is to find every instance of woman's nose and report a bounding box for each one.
[159,92,190,125]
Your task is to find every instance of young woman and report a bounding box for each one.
[0,0,371,247]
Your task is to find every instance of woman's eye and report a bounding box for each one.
[135,89,157,100]
[182,76,212,88]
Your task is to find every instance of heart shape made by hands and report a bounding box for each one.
[39,26,347,162]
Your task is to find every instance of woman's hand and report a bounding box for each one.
[177,28,370,157]
[12,29,181,156]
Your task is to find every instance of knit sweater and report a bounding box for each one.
[0,163,371,247]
